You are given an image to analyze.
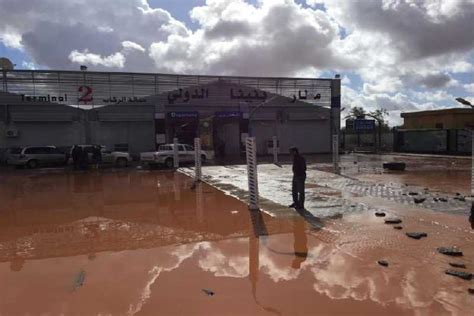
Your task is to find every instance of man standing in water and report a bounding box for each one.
[289,146,306,210]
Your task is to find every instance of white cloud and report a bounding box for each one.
[465,83,474,94]
[69,50,126,68]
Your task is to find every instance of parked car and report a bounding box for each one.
[7,146,68,168]
[69,145,130,168]
[140,144,210,168]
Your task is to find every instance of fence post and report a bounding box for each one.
[194,137,202,182]
[272,136,278,165]
[173,137,179,169]
[246,137,259,210]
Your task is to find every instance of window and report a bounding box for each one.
[25,147,48,154]
[435,123,443,129]
[178,145,186,152]
[185,145,194,151]
[159,145,172,151]
[46,147,61,154]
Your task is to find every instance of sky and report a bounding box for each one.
[0,0,473,126]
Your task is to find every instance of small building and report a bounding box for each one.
[401,108,474,130]
[396,108,473,154]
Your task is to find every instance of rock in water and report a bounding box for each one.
[445,270,472,281]
[406,232,428,240]
[414,197,426,204]
[438,247,463,257]
[385,218,402,224]
[394,226,403,230]
[375,212,386,217]
[202,289,215,296]
[73,270,86,291]
[408,192,418,196]
[449,263,466,269]
[378,260,389,267]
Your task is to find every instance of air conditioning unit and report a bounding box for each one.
[5,129,19,138]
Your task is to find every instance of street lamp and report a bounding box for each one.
[455,97,474,222]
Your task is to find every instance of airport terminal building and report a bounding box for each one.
[0,70,341,156]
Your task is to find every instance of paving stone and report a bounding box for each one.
[438,247,463,257]
[445,270,472,280]
[385,218,402,224]
[406,232,428,240]
[449,263,467,269]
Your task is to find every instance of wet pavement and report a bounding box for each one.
[1,164,474,315]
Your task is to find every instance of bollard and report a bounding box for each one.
[194,138,202,182]
[332,134,340,174]
[246,137,259,210]
[173,137,179,169]
[272,136,278,165]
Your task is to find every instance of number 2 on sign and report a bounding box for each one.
[78,85,93,103]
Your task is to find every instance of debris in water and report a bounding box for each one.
[378,260,389,267]
[406,232,428,240]
[231,210,239,214]
[385,218,402,224]
[408,192,418,196]
[375,212,386,217]
[414,197,426,204]
[73,270,86,291]
[202,289,215,296]
[393,226,403,230]
[438,247,463,257]
[449,263,466,269]
[445,270,472,281]
[439,197,448,202]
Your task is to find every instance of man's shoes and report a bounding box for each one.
[288,203,296,208]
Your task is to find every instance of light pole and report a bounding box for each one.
[455,97,474,220]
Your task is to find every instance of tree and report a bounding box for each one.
[369,108,389,127]
[346,106,366,119]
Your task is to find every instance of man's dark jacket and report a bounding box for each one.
[293,154,307,178]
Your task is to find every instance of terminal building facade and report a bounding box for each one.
[0,70,341,156]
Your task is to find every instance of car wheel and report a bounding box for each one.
[165,158,174,169]
[201,154,207,164]
[116,158,128,168]
[27,159,39,169]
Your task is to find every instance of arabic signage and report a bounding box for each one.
[215,111,241,119]
[291,90,321,103]
[354,119,375,131]
[167,88,209,104]
[168,111,199,119]
[20,85,147,105]
[230,89,267,101]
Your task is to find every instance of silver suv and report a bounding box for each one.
[7,146,67,169]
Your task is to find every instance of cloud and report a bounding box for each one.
[69,50,126,68]
[465,83,474,94]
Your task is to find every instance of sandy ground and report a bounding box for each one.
[0,165,473,315]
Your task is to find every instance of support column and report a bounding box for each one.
[194,137,202,182]
[331,77,341,174]
[272,136,278,165]
[173,137,179,168]
[246,137,259,210]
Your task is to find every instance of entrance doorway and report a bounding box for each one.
[166,112,199,145]
[214,118,241,158]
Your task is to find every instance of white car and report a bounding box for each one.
[70,145,130,168]
[140,143,210,168]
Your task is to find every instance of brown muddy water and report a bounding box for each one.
[0,169,473,315]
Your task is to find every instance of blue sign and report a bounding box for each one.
[215,111,241,119]
[354,119,375,131]
[168,111,199,119]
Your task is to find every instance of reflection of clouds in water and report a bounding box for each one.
[198,239,249,278]
[311,247,473,314]
[127,242,208,316]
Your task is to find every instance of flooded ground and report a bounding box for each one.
[1,162,474,315]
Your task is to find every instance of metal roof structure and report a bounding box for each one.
[1,69,335,108]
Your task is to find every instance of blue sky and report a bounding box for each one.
[0,0,473,125]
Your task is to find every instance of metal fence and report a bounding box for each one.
[1,70,333,108]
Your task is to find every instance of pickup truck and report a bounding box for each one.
[140,143,210,168]
[70,145,131,168]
